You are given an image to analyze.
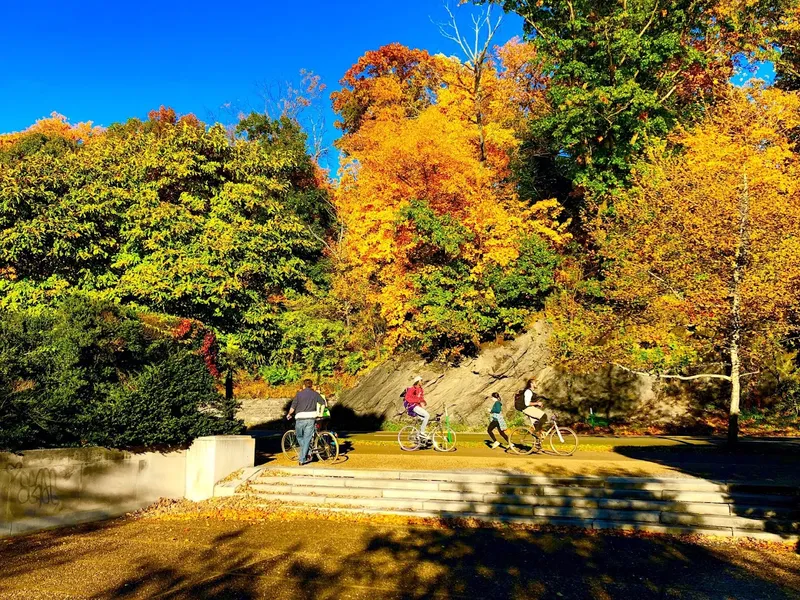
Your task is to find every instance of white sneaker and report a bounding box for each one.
[490,441,501,449]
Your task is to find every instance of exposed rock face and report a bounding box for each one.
[337,321,717,426]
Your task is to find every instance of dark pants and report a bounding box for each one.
[487,420,510,444]
[295,418,316,465]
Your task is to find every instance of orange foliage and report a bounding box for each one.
[331,43,444,135]
[0,112,101,150]
[333,43,567,351]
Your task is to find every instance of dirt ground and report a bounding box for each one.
[1,506,798,600]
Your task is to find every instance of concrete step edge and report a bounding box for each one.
[239,492,793,528]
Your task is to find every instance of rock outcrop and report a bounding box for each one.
[337,320,718,426]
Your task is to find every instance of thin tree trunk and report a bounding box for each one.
[728,332,740,446]
[728,172,749,446]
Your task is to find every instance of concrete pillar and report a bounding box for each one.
[184,436,255,501]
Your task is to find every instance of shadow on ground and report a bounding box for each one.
[0,515,798,599]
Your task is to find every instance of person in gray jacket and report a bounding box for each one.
[286,379,323,466]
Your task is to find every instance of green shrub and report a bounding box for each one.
[0,295,242,451]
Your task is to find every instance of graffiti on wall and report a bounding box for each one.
[4,465,62,509]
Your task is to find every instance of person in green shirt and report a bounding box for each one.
[487,392,513,450]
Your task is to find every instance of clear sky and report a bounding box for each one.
[0,0,523,171]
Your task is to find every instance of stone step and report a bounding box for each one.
[245,489,800,533]
[660,512,800,533]
[253,476,800,512]
[246,498,800,541]
[248,484,759,516]
[259,468,800,497]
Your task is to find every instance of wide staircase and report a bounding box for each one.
[227,467,800,541]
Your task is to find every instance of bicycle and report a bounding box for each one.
[396,405,457,452]
[282,420,339,463]
[509,412,578,456]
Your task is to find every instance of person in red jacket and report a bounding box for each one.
[404,376,430,436]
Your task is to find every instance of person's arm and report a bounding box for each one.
[524,389,533,407]
[287,395,298,419]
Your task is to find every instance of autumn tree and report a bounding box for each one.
[478,0,797,195]
[331,43,444,136]
[551,87,800,443]
[333,43,568,359]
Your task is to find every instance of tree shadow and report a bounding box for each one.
[610,443,800,551]
[3,515,797,599]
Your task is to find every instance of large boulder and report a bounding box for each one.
[336,320,718,426]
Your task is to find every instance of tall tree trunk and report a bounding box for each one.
[728,172,749,446]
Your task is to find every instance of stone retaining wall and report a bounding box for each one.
[237,397,291,427]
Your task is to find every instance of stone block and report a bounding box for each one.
[135,452,186,503]
[382,489,484,502]
[438,482,502,494]
[185,436,255,501]
[323,497,425,510]
[346,479,439,491]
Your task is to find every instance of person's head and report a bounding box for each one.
[525,378,535,390]
[412,375,423,387]
[303,379,313,389]
[491,392,501,400]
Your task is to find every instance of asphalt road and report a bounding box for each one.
[1,515,798,599]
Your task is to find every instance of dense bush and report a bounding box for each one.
[0,295,242,451]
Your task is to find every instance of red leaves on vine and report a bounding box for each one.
[199,332,220,378]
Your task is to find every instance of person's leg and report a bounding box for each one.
[498,427,511,445]
[296,419,314,464]
[413,405,430,434]
[487,420,498,442]
[523,406,544,430]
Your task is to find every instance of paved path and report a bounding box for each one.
[255,431,800,484]
[1,514,798,599]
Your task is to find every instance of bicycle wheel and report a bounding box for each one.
[315,431,339,462]
[549,426,578,456]
[281,429,300,461]
[432,427,457,452]
[398,425,422,451]
[509,427,540,455]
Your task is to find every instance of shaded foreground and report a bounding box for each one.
[1,508,798,599]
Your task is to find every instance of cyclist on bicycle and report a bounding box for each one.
[522,378,547,431]
[403,376,430,438]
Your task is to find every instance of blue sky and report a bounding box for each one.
[0,0,523,171]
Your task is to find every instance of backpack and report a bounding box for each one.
[514,389,527,412]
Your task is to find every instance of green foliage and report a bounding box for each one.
[483,0,793,195]
[400,201,559,358]
[102,352,241,448]
[0,110,333,371]
[0,295,241,451]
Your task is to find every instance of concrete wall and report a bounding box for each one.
[185,436,255,501]
[236,397,291,427]
[0,447,186,537]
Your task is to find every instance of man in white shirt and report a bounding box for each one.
[522,378,546,429]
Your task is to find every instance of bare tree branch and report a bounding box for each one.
[613,363,732,382]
